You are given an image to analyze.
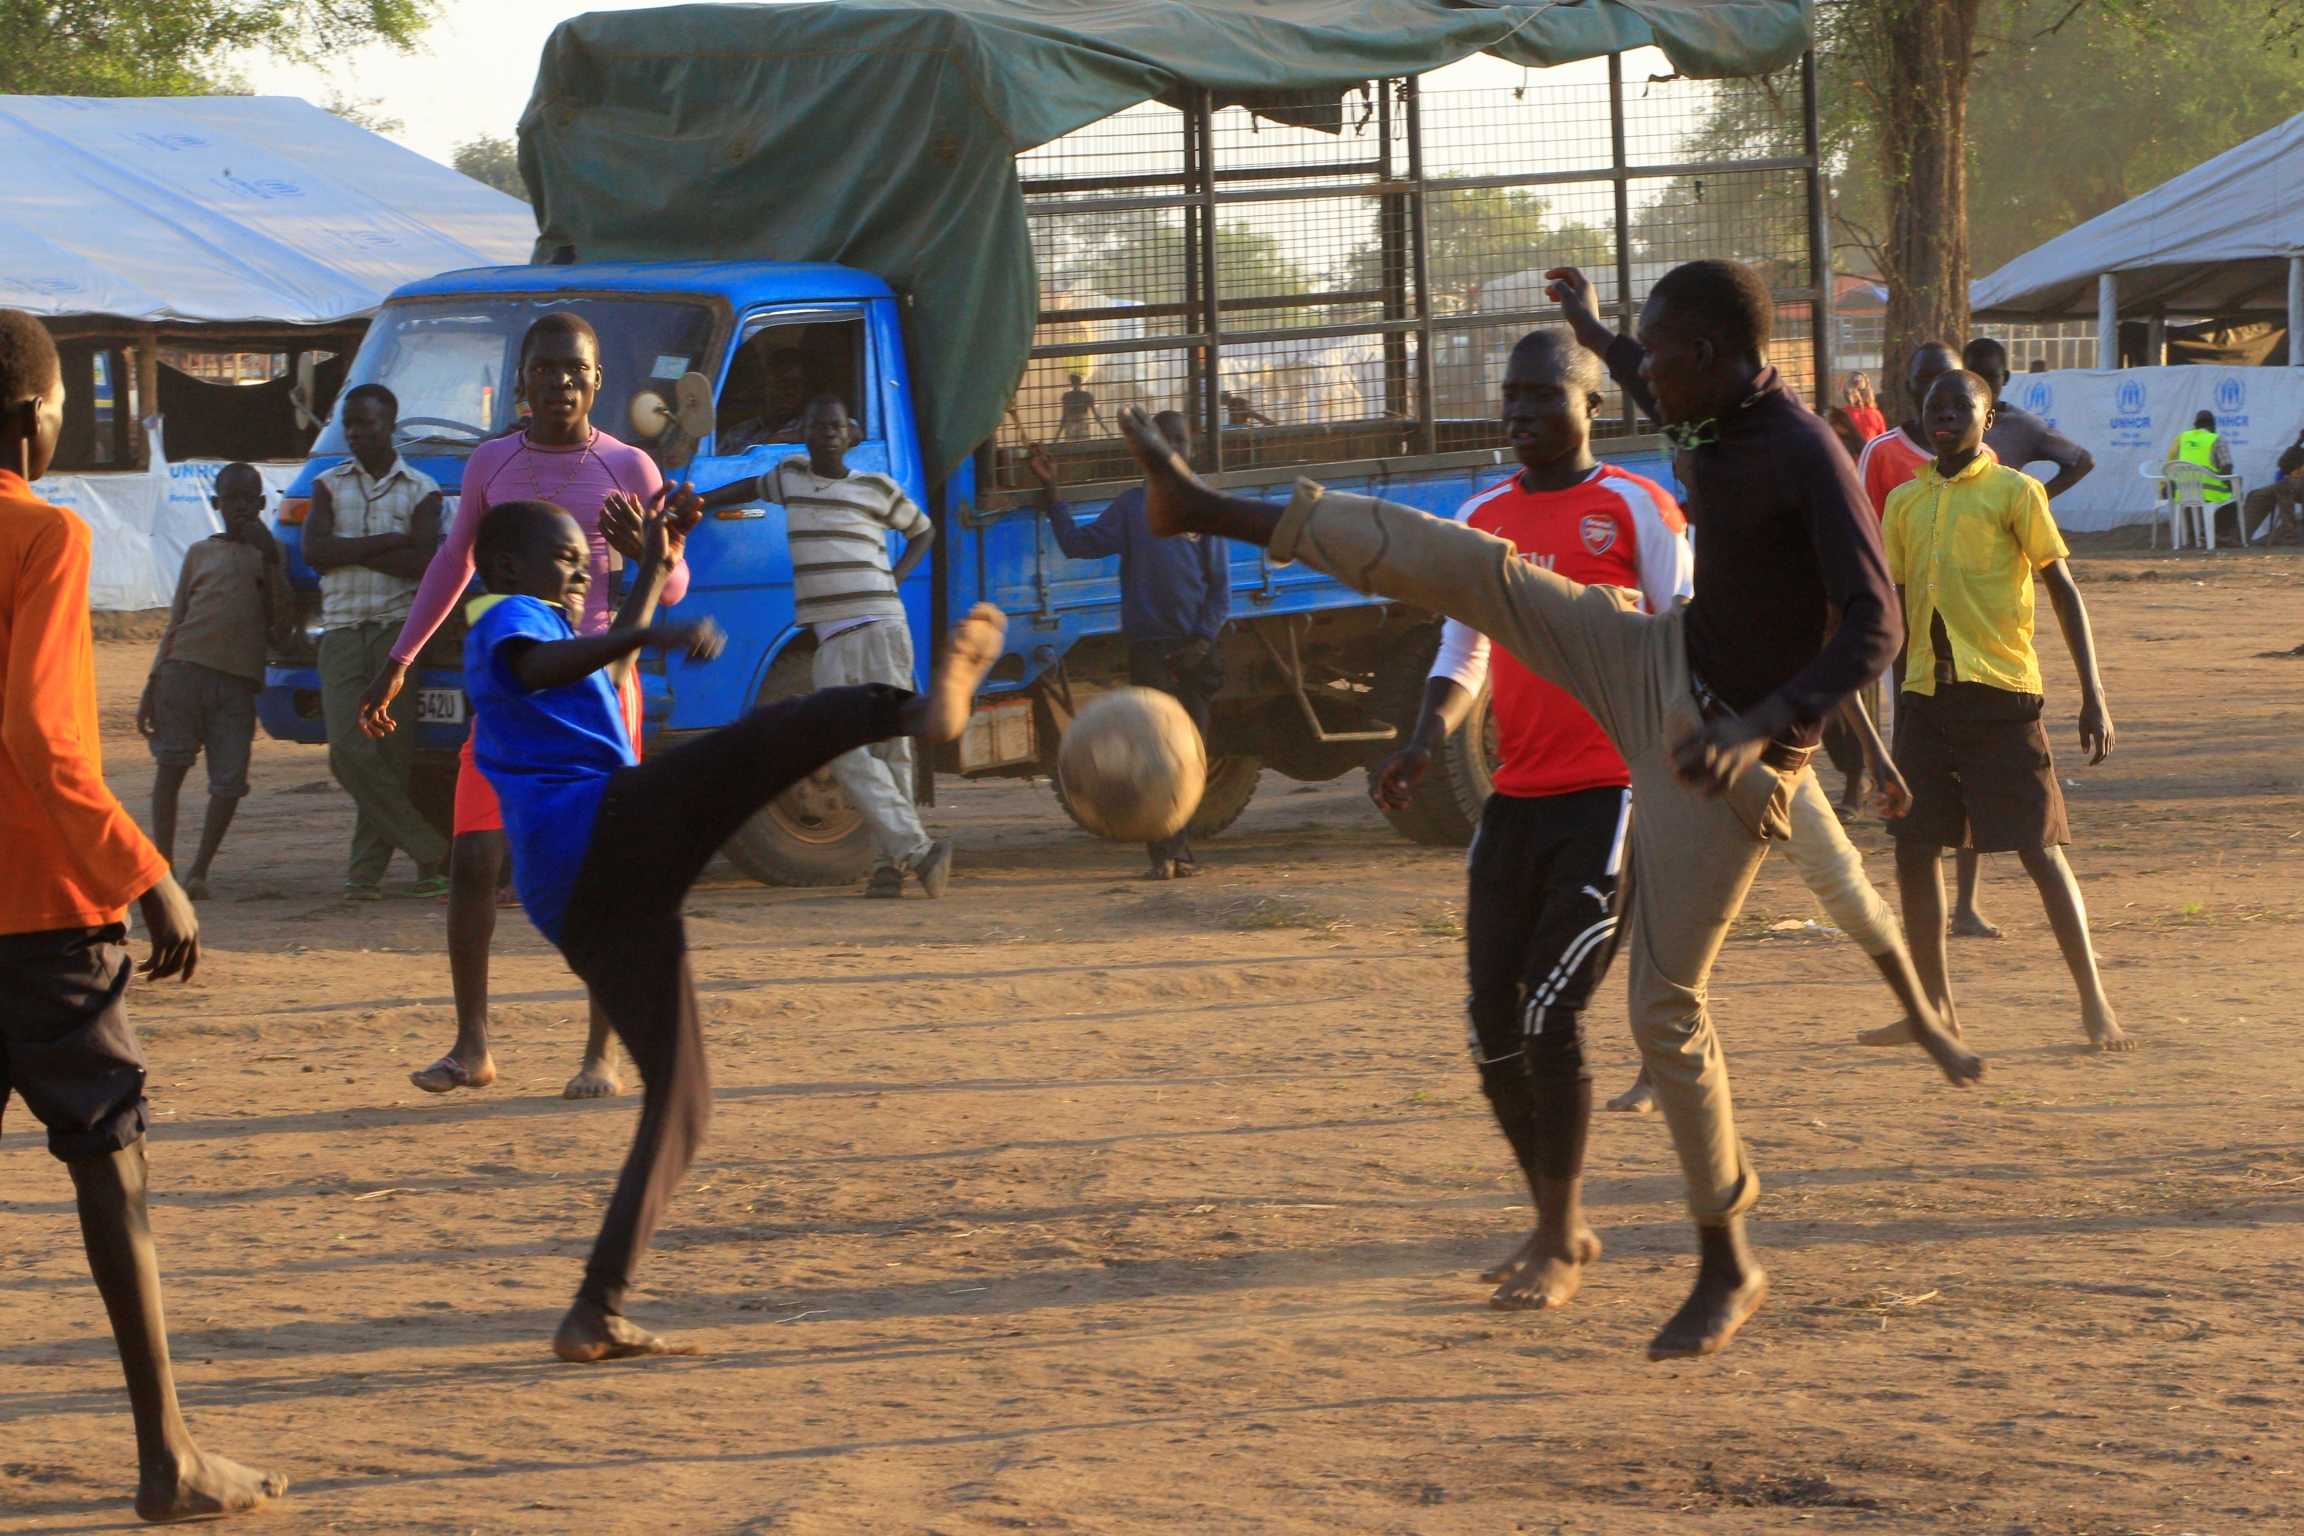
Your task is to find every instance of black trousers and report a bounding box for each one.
[557,684,912,1315]
[1127,637,1223,864]
[1463,786,1630,1186]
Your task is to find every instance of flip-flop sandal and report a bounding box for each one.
[410,1055,476,1093]
[391,876,452,900]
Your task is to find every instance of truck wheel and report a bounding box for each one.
[1186,754,1261,839]
[1364,626,1495,846]
[719,649,876,887]
[1048,753,1262,843]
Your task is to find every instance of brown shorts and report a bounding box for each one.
[1886,683,2068,852]
[0,925,150,1162]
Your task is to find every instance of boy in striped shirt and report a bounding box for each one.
[769,395,949,896]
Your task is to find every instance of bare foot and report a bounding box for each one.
[1950,909,2003,938]
[1489,1230,1602,1311]
[409,1053,495,1093]
[1480,1232,1538,1284]
[553,1298,700,1363]
[182,874,212,902]
[563,1057,623,1099]
[1912,1022,1985,1087]
[2086,1009,2137,1053]
[1117,404,1201,537]
[911,604,1007,742]
[1605,1076,1655,1113]
[1647,1221,1766,1361]
[136,1448,288,1523]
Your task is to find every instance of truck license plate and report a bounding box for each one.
[417,688,468,725]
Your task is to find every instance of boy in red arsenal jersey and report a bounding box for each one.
[1372,330,1689,1312]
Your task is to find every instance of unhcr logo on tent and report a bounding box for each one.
[2110,377,2152,447]
[2020,380,2052,415]
[2215,375,2249,427]
[2114,379,2147,417]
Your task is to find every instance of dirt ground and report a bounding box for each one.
[5,547,2303,1535]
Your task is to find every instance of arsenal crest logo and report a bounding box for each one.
[1579,514,1617,555]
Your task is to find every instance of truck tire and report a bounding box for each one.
[1049,753,1262,843]
[719,648,877,887]
[1364,626,1496,847]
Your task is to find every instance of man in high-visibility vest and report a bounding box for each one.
[2171,410,2234,505]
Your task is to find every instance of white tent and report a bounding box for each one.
[0,94,536,323]
[1970,110,2304,356]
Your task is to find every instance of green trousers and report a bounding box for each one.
[319,622,447,886]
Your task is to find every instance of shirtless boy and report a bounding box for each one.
[459,489,1005,1359]
[1109,257,1978,1360]
[1872,371,2132,1054]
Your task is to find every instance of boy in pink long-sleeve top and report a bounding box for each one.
[356,312,690,1099]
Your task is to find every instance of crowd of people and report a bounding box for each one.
[0,245,2154,1521]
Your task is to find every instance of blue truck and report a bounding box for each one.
[259,257,1678,881]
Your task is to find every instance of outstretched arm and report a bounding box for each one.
[2040,559,2112,763]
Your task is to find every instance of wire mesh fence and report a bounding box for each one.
[999,53,1824,492]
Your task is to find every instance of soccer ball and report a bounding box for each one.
[1057,687,1206,842]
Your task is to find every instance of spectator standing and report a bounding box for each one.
[305,383,448,899]
[1032,411,1232,879]
[1842,372,1887,444]
[1965,338,2095,501]
[137,463,291,898]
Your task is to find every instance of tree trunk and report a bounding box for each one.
[1875,0,1984,416]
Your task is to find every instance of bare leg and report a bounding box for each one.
[1490,1175,1602,1310]
[1862,841,1960,1055]
[1646,1217,1767,1360]
[69,1142,287,1521]
[412,830,503,1093]
[564,995,625,1099]
[1951,848,2001,937]
[2016,844,2133,1051]
[1606,1066,1657,1113]
[148,761,191,873]
[179,795,239,897]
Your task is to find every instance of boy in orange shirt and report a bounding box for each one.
[0,310,285,1521]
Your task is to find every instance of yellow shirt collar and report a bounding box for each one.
[1918,452,1995,489]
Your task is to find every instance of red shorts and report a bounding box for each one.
[452,669,643,839]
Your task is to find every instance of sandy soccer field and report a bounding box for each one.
[5,546,2304,1535]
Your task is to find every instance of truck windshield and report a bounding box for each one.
[316,296,723,456]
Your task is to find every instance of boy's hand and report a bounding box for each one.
[1867,761,1913,820]
[1028,447,1059,496]
[136,681,158,738]
[1369,743,1431,812]
[600,492,648,562]
[135,872,200,983]
[651,615,725,662]
[2077,695,2114,764]
[1544,266,1615,353]
[1670,712,1769,796]
[648,483,703,565]
[357,662,408,738]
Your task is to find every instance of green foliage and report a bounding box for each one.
[1040,209,1323,323]
[1414,184,1609,307]
[0,0,432,98]
[323,89,400,138]
[453,134,530,203]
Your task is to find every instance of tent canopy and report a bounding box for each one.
[521,0,1813,482]
[1971,110,2304,322]
[0,95,537,329]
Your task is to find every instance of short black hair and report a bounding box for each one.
[475,498,575,590]
[341,382,397,419]
[0,309,60,405]
[1646,259,1773,359]
[1963,337,2009,374]
[803,392,850,419]
[520,310,599,367]
[1505,327,1605,395]
[1926,369,1993,407]
[214,461,264,493]
[2195,409,2216,429]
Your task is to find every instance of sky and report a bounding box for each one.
[235,0,1622,168]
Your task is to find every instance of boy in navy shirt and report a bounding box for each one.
[465,492,1006,1361]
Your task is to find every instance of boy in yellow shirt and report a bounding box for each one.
[1873,369,2132,1052]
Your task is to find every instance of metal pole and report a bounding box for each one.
[1196,87,1222,471]
[1377,81,1406,430]
[2289,255,2303,367]
[1608,53,1635,435]
[2097,272,2119,369]
[1406,76,1436,456]
[1802,49,1832,408]
[2145,313,2166,367]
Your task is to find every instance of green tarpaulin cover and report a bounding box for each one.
[522,0,1811,483]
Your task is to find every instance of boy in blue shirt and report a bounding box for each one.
[465,492,1007,1361]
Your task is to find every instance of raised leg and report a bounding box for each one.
[69,1142,287,1520]
[2016,844,2132,1051]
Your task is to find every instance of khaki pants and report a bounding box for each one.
[1274,481,1805,1222]
[1782,768,1899,956]
[812,620,931,871]
[319,622,447,886]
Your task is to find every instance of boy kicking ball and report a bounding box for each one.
[461,491,1005,1360]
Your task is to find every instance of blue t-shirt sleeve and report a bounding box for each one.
[474,597,570,698]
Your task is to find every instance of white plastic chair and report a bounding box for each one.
[2149,460,2242,549]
